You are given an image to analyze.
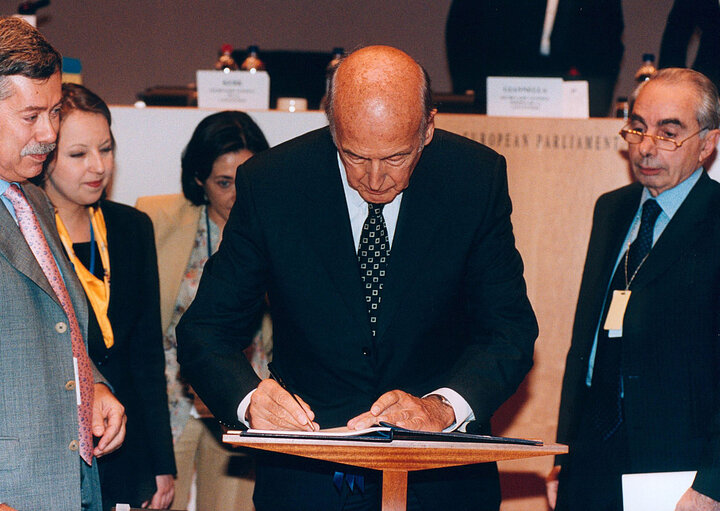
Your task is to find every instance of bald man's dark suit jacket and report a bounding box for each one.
[557,173,720,502]
[177,127,538,509]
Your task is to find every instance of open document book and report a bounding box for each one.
[226,422,542,445]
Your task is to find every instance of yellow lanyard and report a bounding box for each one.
[55,206,114,348]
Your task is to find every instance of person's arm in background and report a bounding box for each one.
[126,211,176,507]
[546,465,561,509]
[659,0,695,69]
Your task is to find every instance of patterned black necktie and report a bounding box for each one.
[357,202,390,337]
[587,199,662,440]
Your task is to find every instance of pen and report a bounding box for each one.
[267,362,317,431]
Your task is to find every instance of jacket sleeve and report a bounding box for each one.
[443,154,538,427]
[126,212,177,476]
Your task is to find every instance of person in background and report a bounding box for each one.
[36,83,176,510]
[445,0,624,117]
[548,68,720,511]
[136,110,271,511]
[0,18,125,511]
[659,0,720,92]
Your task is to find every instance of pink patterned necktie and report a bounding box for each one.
[4,183,95,465]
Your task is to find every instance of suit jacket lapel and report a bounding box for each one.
[300,137,370,335]
[596,188,642,292]
[631,173,716,291]
[0,185,60,305]
[31,184,89,328]
[573,184,641,358]
[374,155,444,341]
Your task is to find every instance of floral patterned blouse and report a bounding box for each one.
[164,205,269,440]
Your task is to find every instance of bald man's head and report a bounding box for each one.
[325,46,437,204]
[325,46,433,144]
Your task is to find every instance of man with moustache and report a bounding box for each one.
[0,17,126,511]
[177,46,537,510]
[548,68,720,511]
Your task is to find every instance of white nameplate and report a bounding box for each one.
[487,77,588,118]
[622,471,696,511]
[196,70,270,110]
[562,80,589,118]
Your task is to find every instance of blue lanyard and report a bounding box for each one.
[89,219,97,275]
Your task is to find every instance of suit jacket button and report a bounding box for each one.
[55,322,68,333]
[362,347,371,356]
[65,380,76,391]
[68,440,78,451]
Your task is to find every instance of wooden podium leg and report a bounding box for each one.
[381,470,408,511]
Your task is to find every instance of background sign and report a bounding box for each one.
[488,77,589,118]
[196,70,270,110]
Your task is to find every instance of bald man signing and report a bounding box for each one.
[177,46,537,511]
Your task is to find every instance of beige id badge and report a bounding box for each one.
[603,290,631,338]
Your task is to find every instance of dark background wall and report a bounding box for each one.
[6,0,680,113]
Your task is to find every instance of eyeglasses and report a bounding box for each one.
[619,126,709,151]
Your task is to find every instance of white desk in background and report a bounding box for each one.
[109,107,328,206]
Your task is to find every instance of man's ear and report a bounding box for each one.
[423,109,437,147]
[699,129,720,163]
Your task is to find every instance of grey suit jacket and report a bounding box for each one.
[0,183,106,510]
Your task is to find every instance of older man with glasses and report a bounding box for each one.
[547,67,720,511]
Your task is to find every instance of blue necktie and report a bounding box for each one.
[588,199,662,440]
[627,199,662,279]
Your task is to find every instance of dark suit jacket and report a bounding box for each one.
[557,173,720,500]
[82,200,176,508]
[659,0,720,91]
[445,0,624,116]
[177,127,537,508]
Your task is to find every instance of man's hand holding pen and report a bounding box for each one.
[246,364,455,433]
[246,365,319,431]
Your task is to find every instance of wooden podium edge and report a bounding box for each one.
[224,435,568,472]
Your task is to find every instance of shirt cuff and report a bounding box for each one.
[424,387,475,432]
[237,388,256,428]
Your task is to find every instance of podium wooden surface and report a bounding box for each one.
[224,433,567,511]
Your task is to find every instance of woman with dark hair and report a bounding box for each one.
[38,83,176,510]
[136,110,271,511]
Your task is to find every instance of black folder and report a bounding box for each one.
[229,422,542,446]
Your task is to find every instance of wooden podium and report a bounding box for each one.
[224,433,567,511]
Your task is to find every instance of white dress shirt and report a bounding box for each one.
[540,0,560,56]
